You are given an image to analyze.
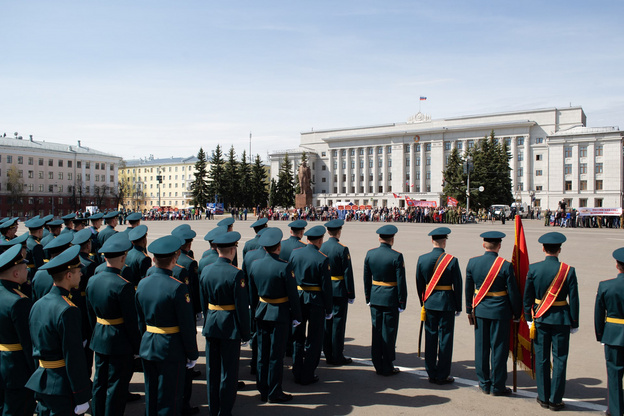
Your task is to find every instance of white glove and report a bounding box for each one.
[455,311,461,317]
[570,327,579,334]
[241,341,249,347]
[133,354,140,359]
[292,320,301,328]
[82,340,87,348]
[398,308,405,313]
[348,299,354,304]
[74,402,89,415]
[527,321,533,330]
[325,313,333,320]
[366,302,370,306]
[186,359,197,369]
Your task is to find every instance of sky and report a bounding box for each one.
[2,1,623,162]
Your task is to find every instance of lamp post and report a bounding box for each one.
[465,155,474,216]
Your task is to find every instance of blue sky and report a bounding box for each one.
[2,1,623,162]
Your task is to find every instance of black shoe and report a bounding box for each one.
[250,367,257,375]
[269,393,293,403]
[549,402,565,411]
[260,395,268,403]
[191,369,201,378]
[126,392,141,402]
[237,381,245,390]
[182,406,200,415]
[537,397,549,408]
[492,387,512,396]
[479,386,490,395]
[435,376,454,385]
[300,375,320,385]
[379,368,400,376]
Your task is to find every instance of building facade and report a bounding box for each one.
[0,134,122,218]
[269,106,624,210]
[119,156,200,211]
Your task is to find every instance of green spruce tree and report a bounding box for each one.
[275,154,295,207]
[238,150,252,207]
[223,146,239,208]
[250,154,269,209]
[207,145,225,205]
[190,147,210,210]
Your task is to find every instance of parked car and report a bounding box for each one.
[511,202,529,218]
[490,204,511,219]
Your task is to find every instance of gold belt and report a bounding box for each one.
[259,296,289,304]
[146,325,180,334]
[372,280,397,287]
[0,343,23,352]
[331,276,344,281]
[535,299,568,306]
[97,317,124,325]
[297,285,321,291]
[208,303,235,311]
[27,264,35,269]
[39,359,66,369]
[606,317,624,324]
[475,290,508,297]
[434,285,452,290]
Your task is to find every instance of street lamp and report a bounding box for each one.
[465,156,474,215]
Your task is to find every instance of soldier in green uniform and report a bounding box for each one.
[524,232,579,411]
[60,213,75,235]
[217,218,238,267]
[40,215,54,240]
[0,218,18,243]
[122,225,152,288]
[595,247,624,416]
[122,212,143,236]
[172,225,201,317]
[321,219,355,366]
[23,218,46,298]
[364,224,407,376]
[41,220,63,259]
[26,245,92,415]
[279,220,307,262]
[97,211,119,248]
[89,213,105,264]
[249,228,302,403]
[416,227,462,384]
[289,225,332,385]
[198,226,228,275]
[243,217,268,258]
[200,231,251,416]
[136,235,199,416]
[0,232,28,257]
[32,233,74,301]
[86,233,141,416]
[465,231,521,395]
[72,217,89,233]
[0,245,36,416]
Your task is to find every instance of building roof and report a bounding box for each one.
[549,125,621,137]
[124,156,199,167]
[0,135,120,158]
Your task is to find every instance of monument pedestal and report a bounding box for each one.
[295,193,312,209]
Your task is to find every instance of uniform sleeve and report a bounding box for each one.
[189,260,201,315]
[321,257,333,314]
[12,298,35,373]
[568,268,580,329]
[505,263,521,319]
[140,256,152,280]
[415,259,425,305]
[33,244,45,268]
[175,285,199,361]
[594,283,605,342]
[60,307,92,404]
[396,253,407,310]
[285,263,302,322]
[85,286,97,333]
[120,283,141,354]
[199,267,209,318]
[135,291,146,334]
[523,269,536,322]
[451,259,462,313]
[465,259,475,315]
[343,247,355,299]
[363,254,372,304]
[234,270,251,342]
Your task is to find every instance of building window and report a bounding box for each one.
[564,164,572,175]
[596,180,603,190]
[28,171,34,178]
[535,170,542,176]
[48,159,53,166]
[536,185,543,191]
[517,167,523,177]
[425,143,431,151]
[350,149,355,156]
[424,157,430,166]
[415,171,420,180]
[48,185,54,192]
[86,162,90,169]
[68,173,72,180]
[518,152,523,162]
[505,138,511,146]
[48,172,54,179]
[378,173,383,181]
[517,137,524,145]
[387,146,392,154]
[58,186,63,193]
[536,154,542,161]
[415,144,421,152]
[368,160,373,168]
[37,158,43,166]
[333,150,338,157]
[388,160,392,167]
[444,142,451,150]
[85,174,90,181]
[57,160,63,167]
[27,157,33,165]
[535,137,544,144]
[6,155,12,163]
[28,184,34,192]
[580,180,587,190]
[17,156,23,164]
[564,147,572,158]
[378,160,382,168]
[68,160,72,168]
[77,173,82,180]
[350,160,355,169]
[110,175,113,182]
[456,142,462,150]
[39,184,44,192]
[576,163,586,174]
[405,158,410,167]
[468,140,474,149]
[404,145,410,153]
[368,148,373,155]
[579,198,587,207]
[342,161,346,169]
[38,171,43,179]
[579,146,587,157]
[95,174,99,182]
[415,157,420,166]
[333,161,337,170]
[321,177,326,183]
[426,171,431,179]
[596,163,603,174]
[595,198,603,207]
[77,161,82,168]
[18,170,23,178]
[58,172,63,180]
[321,151,326,157]
[517,183,524,191]
[596,145,603,156]
[565,181,572,191]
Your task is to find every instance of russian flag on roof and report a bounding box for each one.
[420,96,427,101]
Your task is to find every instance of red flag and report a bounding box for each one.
[392,193,399,198]
[447,196,458,207]
[511,215,534,378]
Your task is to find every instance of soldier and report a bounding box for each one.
[217,218,238,266]
[279,220,307,262]
[524,231,580,411]
[416,227,462,384]
[136,235,199,416]
[200,231,251,416]
[60,213,75,235]
[249,228,302,403]
[0,245,36,416]
[26,245,92,415]
[89,213,105,264]
[198,226,228,276]
[242,218,268,258]
[24,217,46,297]
[0,232,28,257]
[41,219,63,259]
[364,224,407,376]
[32,233,74,301]
[122,212,143,235]
[172,225,201,317]
[73,217,89,232]
[97,211,119,247]
[0,218,18,242]
[595,247,624,416]
[321,219,355,366]
[86,233,141,416]
[122,225,152,288]
[465,231,521,395]
[40,214,54,240]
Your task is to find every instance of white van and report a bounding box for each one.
[511,202,528,218]
[490,204,511,219]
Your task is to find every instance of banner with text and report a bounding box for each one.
[578,207,622,217]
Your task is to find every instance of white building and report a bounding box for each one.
[269,106,624,210]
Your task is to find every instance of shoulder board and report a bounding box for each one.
[169,275,184,285]
[116,274,130,284]
[228,263,242,271]
[276,257,288,263]
[43,259,50,263]
[13,288,28,298]
[176,263,186,269]
[338,242,347,248]
[391,248,402,254]
[62,296,76,307]
[318,251,328,257]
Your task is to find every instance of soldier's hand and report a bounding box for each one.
[348,298,354,304]
[325,313,333,320]
[82,340,87,348]
[74,402,89,414]
[241,341,249,347]
[292,320,301,328]
[186,359,197,369]
[454,311,461,317]
[398,308,405,313]
[570,327,579,334]
[527,321,533,330]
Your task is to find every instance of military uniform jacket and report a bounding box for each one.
[249,252,302,324]
[364,243,407,309]
[289,244,333,314]
[97,225,117,247]
[320,237,355,300]
[89,227,101,263]
[86,266,141,355]
[199,257,251,341]
[523,256,580,328]
[279,236,305,262]
[242,235,261,258]
[60,227,73,235]
[177,251,200,315]
[40,233,56,258]
[26,285,92,404]
[594,273,624,346]
[465,251,520,320]
[135,268,199,362]
[32,269,54,302]
[122,245,152,287]
[0,280,35,389]
[76,252,97,340]
[198,249,219,275]
[26,235,45,272]
[416,247,462,313]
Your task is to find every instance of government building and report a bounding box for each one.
[0,134,122,217]
[269,106,624,210]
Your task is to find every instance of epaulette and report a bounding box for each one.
[13,288,27,298]
[116,274,130,284]
[62,296,76,307]
[319,251,328,257]
[176,263,186,269]
[229,264,242,271]
[169,275,184,285]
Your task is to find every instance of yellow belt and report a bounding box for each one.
[146,325,180,334]
[39,359,66,369]
[208,303,235,311]
[535,299,568,306]
[0,343,23,352]
[373,280,397,287]
[297,285,321,291]
[97,317,124,325]
[606,317,624,324]
[434,285,453,290]
[27,264,35,269]
[331,276,344,281]
[475,290,508,297]
[259,296,289,304]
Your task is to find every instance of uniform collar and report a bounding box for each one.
[307,243,320,251]
[104,266,122,274]
[432,247,445,253]
[483,251,498,257]
[544,256,560,263]
[380,242,392,248]
[0,279,20,291]
[217,257,232,264]
[329,236,339,242]
[154,267,173,276]
[51,285,70,297]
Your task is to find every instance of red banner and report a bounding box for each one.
[447,196,458,207]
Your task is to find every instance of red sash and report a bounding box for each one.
[534,262,570,319]
[423,253,454,303]
[472,257,506,308]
